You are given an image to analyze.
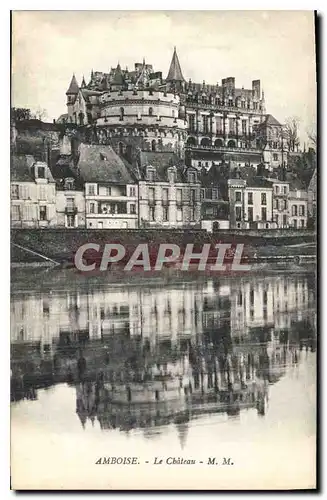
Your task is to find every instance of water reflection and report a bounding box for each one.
[11,274,316,445]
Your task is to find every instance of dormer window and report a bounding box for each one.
[147,167,155,182]
[38,167,45,179]
[167,168,176,183]
[188,171,197,183]
[65,178,75,190]
[100,153,107,161]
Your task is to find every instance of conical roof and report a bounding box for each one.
[66,74,79,95]
[112,63,124,86]
[166,47,184,82]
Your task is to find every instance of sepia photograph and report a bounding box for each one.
[10,10,317,490]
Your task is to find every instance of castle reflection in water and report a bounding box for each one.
[11,274,316,443]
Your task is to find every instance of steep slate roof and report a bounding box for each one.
[264,114,282,126]
[139,151,186,182]
[66,74,79,95]
[77,144,136,184]
[166,47,185,82]
[246,176,273,189]
[11,154,36,181]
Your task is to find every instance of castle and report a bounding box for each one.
[60,47,285,172]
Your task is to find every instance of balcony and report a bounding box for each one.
[185,100,264,115]
[186,143,260,154]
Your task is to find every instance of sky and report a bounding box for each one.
[12,10,316,144]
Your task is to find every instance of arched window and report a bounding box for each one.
[151,140,156,152]
[200,137,210,147]
[149,107,153,116]
[227,140,236,148]
[186,136,196,146]
[119,107,124,121]
[214,139,223,148]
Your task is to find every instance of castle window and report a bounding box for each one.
[149,107,153,116]
[168,168,176,183]
[119,107,124,121]
[188,171,197,183]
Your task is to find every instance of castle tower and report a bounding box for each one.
[66,74,79,117]
[166,47,185,83]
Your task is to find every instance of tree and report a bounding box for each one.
[284,117,301,152]
[307,125,317,150]
[12,107,31,121]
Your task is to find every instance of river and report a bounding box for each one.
[10,269,317,490]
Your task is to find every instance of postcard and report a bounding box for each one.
[10,10,317,490]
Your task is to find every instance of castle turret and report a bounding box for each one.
[166,47,185,83]
[66,74,79,102]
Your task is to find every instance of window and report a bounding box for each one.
[148,187,155,202]
[149,206,155,221]
[283,186,287,195]
[229,117,235,134]
[119,107,124,121]
[89,202,95,214]
[201,189,205,200]
[176,189,182,204]
[130,186,136,197]
[190,189,196,203]
[301,219,305,228]
[248,207,253,221]
[261,207,267,221]
[19,185,29,199]
[177,208,182,221]
[283,214,287,227]
[162,188,168,204]
[106,186,112,196]
[292,205,298,216]
[242,120,247,135]
[66,215,75,228]
[88,185,95,196]
[236,206,242,221]
[168,169,176,183]
[250,289,254,306]
[275,214,279,226]
[275,199,279,210]
[39,186,46,200]
[149,107,153,116]
[163,207,169,222]
[130,204,136,214]
[203,115,209,134]
[198,161,202,168]
[253,102,258,110]
[190,207,195,221]
[11,205,20,220]
[65,178,75,190]
[188,171,196,183]
[273,153,278,161]
[189,114,195,131]
[299,205,305,216]
[39,205,47,221]
[11,184,19,199]
[284,200,288,210]
[235,191,242,202]
[66,197,74,210]
[247,192,253,205]
[38,167,45,179]
[212,189,218,200]
[151,140,156,152]
[261,193,267,205]
[275,186,279,194]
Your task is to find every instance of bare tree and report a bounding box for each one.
[307,125,317,149]
[284,117,301,152]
